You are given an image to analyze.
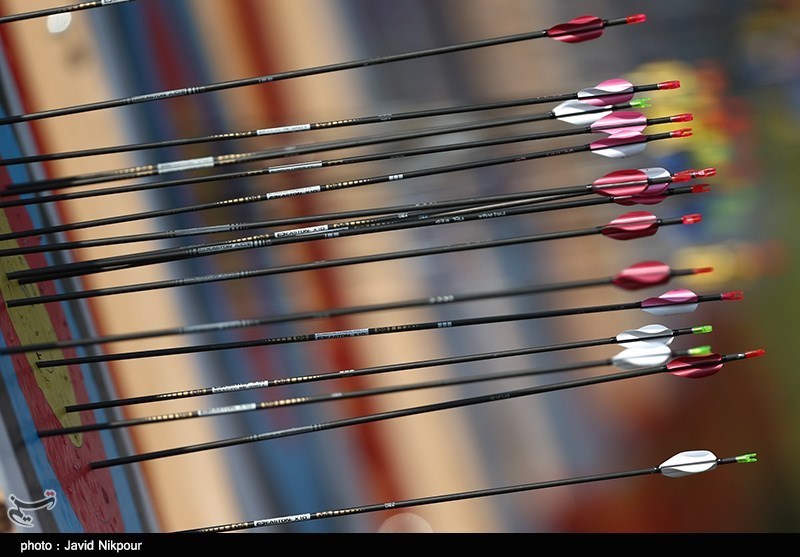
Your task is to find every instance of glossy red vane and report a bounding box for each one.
[592,168,650,197]
[546,14,605,43]
[668,354,724,378]
[600,211,659,240]
[612,261,672,290]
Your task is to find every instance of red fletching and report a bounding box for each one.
[592,168,650,197]
[614,181,672,206]
[590,111,647,134]
[601,211,659,240]
[668,354,724,378]
[612,261,672,290]
[546,15,605,43]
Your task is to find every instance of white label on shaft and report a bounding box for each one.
[197,403,257,416]
[314,328,369,340]
[266,185,321,199]
[157,156,215,174]
[256,124,312,135]
[254,514,311,526]
[274,225,330,238]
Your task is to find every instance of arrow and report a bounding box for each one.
[0,165,713,255]
[8,181,707,285]
[0,129,688,243]
[87,348,763,469]
[0,78,678,167]
[0,100,667,200]
[37,344,709,437]
[0,0,134,25]
[32,288,739,367]
[60,323,711,413]
[0,261,710,355]
[172,449,757,533]
[5,208,703,307]
[0,13,645,126]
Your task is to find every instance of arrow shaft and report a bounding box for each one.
[42,358,614,436]
[0,15,638,126]
[18,186,693,284]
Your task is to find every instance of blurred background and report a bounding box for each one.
[0,0,797,533]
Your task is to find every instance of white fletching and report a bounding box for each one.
[552,100,612,126]
[615,324,674,348]
[612,343,673,370]
[659,450,719,478]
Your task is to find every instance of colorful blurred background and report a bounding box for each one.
[0,0,797,533]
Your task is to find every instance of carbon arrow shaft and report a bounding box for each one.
[35,292,729,367]
[88,351,755,469]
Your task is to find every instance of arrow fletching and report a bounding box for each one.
[590,111,648,135]
[578,77,635,106]
[641,288,701,315]
[552,99,615,126]
[601,211,660,240]
[546,14,646,44]
[612,261,673,290]
[614,323,712,348]
[659,450,720,478]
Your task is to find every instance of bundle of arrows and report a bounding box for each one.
[0,5,763,534]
